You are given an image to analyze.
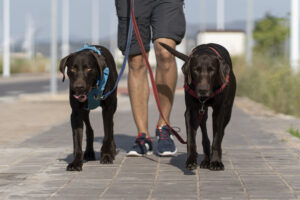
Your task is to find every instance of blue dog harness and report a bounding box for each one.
[86,67,109,110]
[76,45,110,110]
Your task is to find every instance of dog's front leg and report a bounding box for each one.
[199,108,211,169]
[185,108,199,170]
[210,107,226,171]
[67,110,84,171]
[100,99,117,164]
[82,110,96,161]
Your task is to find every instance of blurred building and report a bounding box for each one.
[197,30,246,56]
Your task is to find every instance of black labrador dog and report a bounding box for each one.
[160,42,236,171]
[59,45,117,171]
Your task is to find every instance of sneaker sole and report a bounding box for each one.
[127,151,153,157]
[157,148,177,157]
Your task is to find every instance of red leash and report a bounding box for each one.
[130,0,186,144]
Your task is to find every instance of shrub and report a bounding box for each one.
[0,55,50,74]
[233,54,300,117]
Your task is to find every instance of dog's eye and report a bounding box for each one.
[193,67,200,72]
[86,67,92,72]
[208,66,215,72]
[69,67,76,72]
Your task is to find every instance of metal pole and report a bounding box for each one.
[290,0,300,71]
[51,0,58,94]
[3,0,10,77]
[62,0,70,57]
[246,0,254,67]
[217,0,225,30]
[200,0,206,32]
[91,0,100,44]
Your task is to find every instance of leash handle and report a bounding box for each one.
[130,0,186,144]
[101,0,134,100]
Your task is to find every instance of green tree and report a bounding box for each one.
[253,13,289,56]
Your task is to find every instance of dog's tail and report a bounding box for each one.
[159,42,189,62]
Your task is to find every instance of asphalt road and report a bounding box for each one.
[0,78,69,97]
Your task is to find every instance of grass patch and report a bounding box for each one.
[287,127,300,138]
[0,55,50,74]
[233,53,300,117]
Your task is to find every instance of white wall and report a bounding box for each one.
[197,31,246,56]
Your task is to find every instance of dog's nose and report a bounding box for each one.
[198,85,210,96]
[74,83,85,92]
[75,86,84,91]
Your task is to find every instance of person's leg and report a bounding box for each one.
[153,38,177,126]
[151,0,185,156]
[128,54,150,137]
[151,0,185,127]
[116,0,153,156]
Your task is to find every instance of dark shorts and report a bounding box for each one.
[115,0,186,56]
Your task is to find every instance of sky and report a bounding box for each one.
[0,0,292,43]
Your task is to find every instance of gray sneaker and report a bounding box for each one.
[156,125,177,156]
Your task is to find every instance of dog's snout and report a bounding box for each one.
[197,84,210,97]
[75,85,84,91]
[73,82,86,92]
[199,84,209,91]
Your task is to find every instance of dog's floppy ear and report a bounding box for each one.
[59,55,71,82]
[218,58,230,84]
[182,58,192,85]
[90,51,106,80]
[159,42,189,62]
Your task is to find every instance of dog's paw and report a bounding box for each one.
[100,153,114,164]
[200,156,210,169]
[84,150,96,161]
[185,157,198,170]
[209,160,224,171]
[66,161,82,171]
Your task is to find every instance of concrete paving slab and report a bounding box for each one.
[0,90,300,199]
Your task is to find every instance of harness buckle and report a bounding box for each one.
[93,95,105,101]
[200,102,205,113]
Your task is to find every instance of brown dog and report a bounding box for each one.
[160,42,236,170]
[59,45,117,171]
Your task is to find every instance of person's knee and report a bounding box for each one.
[128,55,146,73]
[155,45,175,64]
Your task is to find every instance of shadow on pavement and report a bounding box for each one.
[59,133,138,163]
[168,153,204,175]
[58,133,204,177]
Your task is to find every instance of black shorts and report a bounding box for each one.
[115,0,186,56]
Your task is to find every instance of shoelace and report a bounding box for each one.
[135,133,152,145]
[158,128,170,141]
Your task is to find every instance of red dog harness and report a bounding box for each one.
[184,46,230,123]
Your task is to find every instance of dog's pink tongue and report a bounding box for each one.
[73,94,87,102]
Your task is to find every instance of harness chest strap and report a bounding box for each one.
[184,75,229,100]
[85,67,110,110]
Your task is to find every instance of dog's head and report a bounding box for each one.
[59,50,106,102]
[159,42,230,98]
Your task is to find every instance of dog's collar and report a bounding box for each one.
[76,44,102,55]
[208,47,222,58]
[190,45,222,59]
[85,67,109,110]
[184,75,230,111]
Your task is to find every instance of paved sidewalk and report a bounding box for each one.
[1,92,300,199]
